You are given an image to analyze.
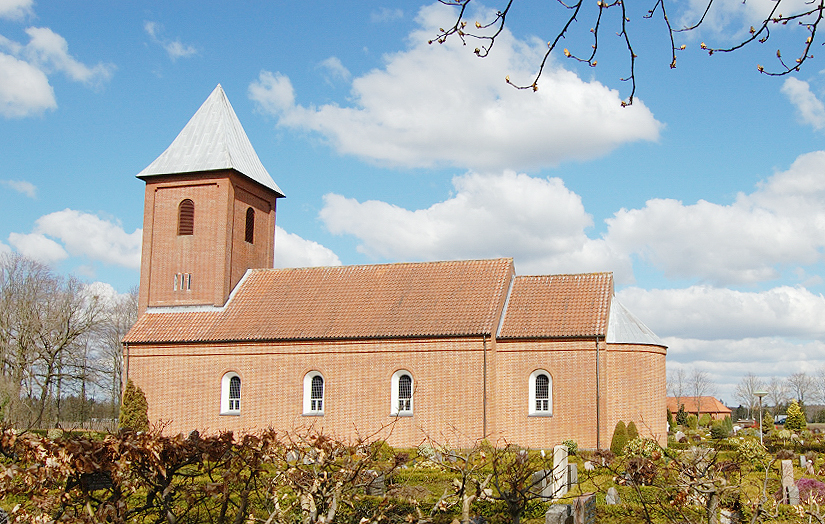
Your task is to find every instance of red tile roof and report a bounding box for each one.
[667,396,731,415]
[125,259,515,343]
[497,273,613,339]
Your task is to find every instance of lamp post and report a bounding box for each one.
[754,390,768,446]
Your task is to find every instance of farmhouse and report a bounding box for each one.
[123,85,667,449]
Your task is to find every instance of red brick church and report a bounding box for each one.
[123,85,667,449]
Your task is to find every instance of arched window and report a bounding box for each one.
[303,371,325,415]
[528,369,552,416]
[220,372,241,415]
[245,207,255,244]
[178,199,194,236]
[390,370,413,415]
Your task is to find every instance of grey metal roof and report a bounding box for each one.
[606,298,666,346]
[137,84,285,197]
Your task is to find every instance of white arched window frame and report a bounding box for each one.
[390,370,413,416]
[528,369,553,416]
[220,372,241,415]
[303,371,325,415]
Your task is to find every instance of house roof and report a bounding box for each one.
[606,299,665,346]
[667,396,731,415]
[137,84,285,197]
[124,259,515,343]
[497,273,613,339]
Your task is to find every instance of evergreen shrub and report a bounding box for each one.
[611,421,628,456]
[119,379,149,432]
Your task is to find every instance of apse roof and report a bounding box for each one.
[137,84,284,197]
[606,299,665,346]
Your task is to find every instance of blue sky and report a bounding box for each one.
[2,0,825,404]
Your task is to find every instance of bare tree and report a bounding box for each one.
[0,253,103,428]
[668,368,688,408]
[766,376,790,415]
[432,0,823,105]
[786,371,814,406]
[690,369,715,418]
[815,367,825,405]
[734,373,765,419]
[96,286,138,418]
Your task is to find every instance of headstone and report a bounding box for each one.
[531,469,555,499]
[365,470,385,496]
[781,460,794,503]
[786,484,800,506]
[674,430,686,442]
[567,463,578,486]
[285,450,300,463]
[469,517,485,524]
[800,455,807,469]
[583,461,595,472]
[807,462,816,476]
[605,486,621,505]
[545,504,573,524]
[572,493,596,524]
[552,445,569,498]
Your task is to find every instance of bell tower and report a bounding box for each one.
[136,85,285,313]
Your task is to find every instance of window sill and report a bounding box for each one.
[302,412,324,417]
[390,412,413,418]
[528,413,553,417]
[220,412,241,416]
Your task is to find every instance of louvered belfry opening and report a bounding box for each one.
[178,199,194,235]
[245,207,254,243]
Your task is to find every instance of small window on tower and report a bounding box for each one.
[178,199,194,236]
[245,207,254,244]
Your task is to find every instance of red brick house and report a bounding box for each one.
[123,85,667,449]
[667,396,732,421]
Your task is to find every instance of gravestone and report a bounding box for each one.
[674,430,686,442]
[807,461,816,476]
[800,455,807,469]
[545,504,573,524]
[567,463,578,486]
[572,493,596,524]
[787,484,800,506]
[720,508,741,524]
[583,461,595,472]
[780,460,794,503]
[531,469,555,499]
[365,470,385,496]
[605,486,621,505]
[552,445,569,498]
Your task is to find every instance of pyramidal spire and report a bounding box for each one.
[138,84,284,196]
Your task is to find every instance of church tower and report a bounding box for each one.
[136,85,285,313]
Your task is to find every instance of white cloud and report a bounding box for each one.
[249,2,661,172]
[22,27,114,86]
[8,232,68,264]
[144,21,197,61]
[32,210,142,269]
[0,52,55,117]
[605,151,825,285]
[618,285,825,340]
[274,226,341,268]
[0,241,11,255]
[781,77,825,130]
[317,56,351,85]
[319,170,632,278]
[371,7,403,23]
[0,0,32,20]
[1,179,36,197]
[0,25,113,118]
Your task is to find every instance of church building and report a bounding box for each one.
[123,85,667,449]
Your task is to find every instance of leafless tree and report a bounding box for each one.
[432,0,823,105]
[690,369,715,418]
[734,373,765,419]
[815,367,825,405]
[667,368,688,407]
[95,286,138,418]
[786,371,814,406]
[766,376,790,415]
[0,253,103,428]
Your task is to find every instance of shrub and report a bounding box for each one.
[676,404,688,426]
[734,437,768,466]
[787,400,807,431]
[627,421,639,440]
[623,437,662,459]
[699,413,712,427]
[611,421,629,456]
[762,411,774,434]
[711,421,730,439]
[119,379,149,432]
[562,439,578,456]
[667,409,675,431]
[797,478,825,505]
[687,414,698,430]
